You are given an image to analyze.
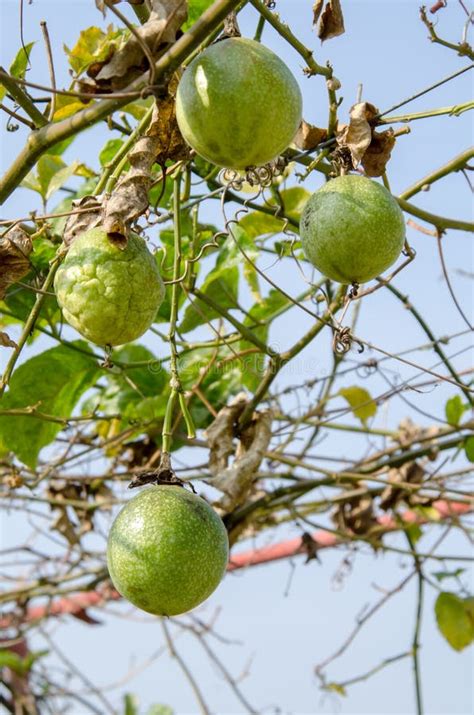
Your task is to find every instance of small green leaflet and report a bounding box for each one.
[0,648,48,676]
[0,343,100,468]
[445,394,467,426]
[464,435,474,463]
[21,155,92,202]
[183,0,215,30]
[339,386,377,424]
[434,592,474,651]
[0,42,34,102]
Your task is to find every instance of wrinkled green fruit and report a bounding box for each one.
[176,37,302,169]
[54,228,164,346]
[107,486,229,616]
[300,175,406,284]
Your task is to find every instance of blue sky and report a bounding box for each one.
[1,1,473,713]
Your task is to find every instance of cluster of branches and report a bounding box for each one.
[0,1,473,713]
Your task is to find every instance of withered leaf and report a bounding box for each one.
[293,120,327,151]
[206,393,273,513]
[336,101,379,169]
[361,128,396,177]
[62,195,102,247]
[0,227,32,299]
[0,331,18,349]
[313,0,345,42]
[50,509,80,546]
[102,78,189,242]
[94,0,187,90]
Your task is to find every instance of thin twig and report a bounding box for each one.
[40,21,56,121]
[161,619,211,715]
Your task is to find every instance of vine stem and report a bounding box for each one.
[93,104,154,196]
[406,532,424,715]
[161,173,195,454]
[0,251,62,397]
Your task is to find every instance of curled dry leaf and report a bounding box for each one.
[62,196,102,246]
[313,0,345,42]
[93,0,187,90]
[331,490,378,537]
[102,79,189,241]
[336,101,378,168]
[379,461,426,511]
[205,393,273,513]
[361,128,396,177]
[293,119,327,151]
[0,331,18,349]
[0,227,33,299]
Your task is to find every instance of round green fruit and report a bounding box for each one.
[54,228,164,346]
[300,175,406,284]
[176,37,302,169]
[107,485,229,616]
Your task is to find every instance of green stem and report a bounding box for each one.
[399,147,474,201]
[248,0,330,77]
[384,283,473,406]
[406,532,424,715]
[0,66,48,128]
[397,197,473,233]
[0,253,62,396]
[378,100,474,125]
[94,105,154,196]
[161,174,196,453]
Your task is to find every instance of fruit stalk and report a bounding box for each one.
[162,173,195,453]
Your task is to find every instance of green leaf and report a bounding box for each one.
[405,523,422,545]
[64,25,126,76]
[432,568,466,582]
[99,138,124,167]
[53,93,91,121]
[279,186,311,221]
[239,288,288,392]
[464,436,474,463]
[435,592,474,651]
[235,225,260,300]
[338,386,377,425]
[124,694,139,715]
[0,42,34,102]
[445,395,466,426]
[146,706,174,715]
[183,0,215,29]
[0,648,48,675]
[239,211,285,239]
[22,155,79,201]
[0,343,100,468]
[179,235,240,333]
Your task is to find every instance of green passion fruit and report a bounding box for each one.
[107,486,229,617]
[176,37,303,169]
[300,174,406,284]
[54,228,164,346]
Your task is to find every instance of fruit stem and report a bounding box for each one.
[94,104,155,196]
[161,172,196,453]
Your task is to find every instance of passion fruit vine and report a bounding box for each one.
[300,175,406,285]
[176,37,303,170]
[107,486,229,616]
[54,228,164,346]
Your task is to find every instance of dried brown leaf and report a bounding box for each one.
[314,0,345,42]
[102,79,189,241]
[62,196,102,246]
[96,0,148,17]
[50,509,80,546]
[336,102,378,168]
[361,128,396,177]
[293,120,327,151]
[205,393,273,512]
[94,0,187,90]
[0,227,32,299]
[0,331,17,349]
